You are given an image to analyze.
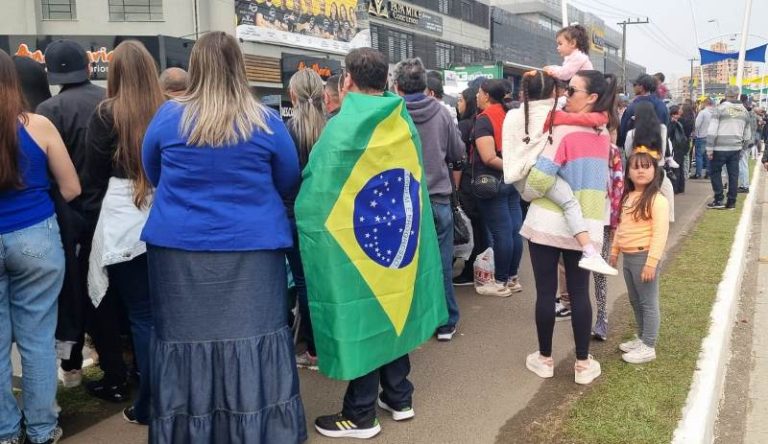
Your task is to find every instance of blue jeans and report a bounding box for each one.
[108,254,151,424]
[477,184,524,282]
[694,138,708,177]
[431,202,458,327]
[739,148,750,188]
[0,216,64,443]
[709,150,740,205]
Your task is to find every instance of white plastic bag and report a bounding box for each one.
[453,206,474,262]
[473,247,495,289]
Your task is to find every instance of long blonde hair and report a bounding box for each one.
[104,40,164,208]
[288,69,325,165]
[179,32,271,147]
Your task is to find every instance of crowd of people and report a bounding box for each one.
[0,21,762,444]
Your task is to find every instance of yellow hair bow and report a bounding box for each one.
[632,145,661,160]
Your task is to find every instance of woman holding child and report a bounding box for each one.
[519,70,618,385]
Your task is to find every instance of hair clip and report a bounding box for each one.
[632,145,661,160]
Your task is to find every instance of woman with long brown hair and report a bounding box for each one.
[80,40,164,425]
[285,68,325,368]
[140,32,306,443]
[0,48,79,444]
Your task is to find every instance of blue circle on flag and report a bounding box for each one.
[353,169,420,269]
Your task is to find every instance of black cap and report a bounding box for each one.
[44,40,89,85]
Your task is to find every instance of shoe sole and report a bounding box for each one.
[574,370,601,385]
[122,410,139,425]
[436,333,455,341]
[525,360,554,378]
[475,287,513,297]
[619,343,640,353]
[377,398,415,421]
[452,282,475,287]
[508,286,523,293]
[622,353,656,364]
[315,423,382,439]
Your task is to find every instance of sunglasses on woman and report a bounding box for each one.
[566,86,589,97]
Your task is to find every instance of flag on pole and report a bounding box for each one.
[699,44,767,65]
[295,91,447,380]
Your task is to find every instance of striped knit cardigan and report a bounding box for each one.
[520,120,611,251]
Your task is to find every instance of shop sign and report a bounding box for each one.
[281,53,342,86]
[444,64,502,86]
[590,26,606,54]
[3,35,192,80]
[368,1,443,35]
[236,0,362,55]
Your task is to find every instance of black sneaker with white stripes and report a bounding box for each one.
[314,413,381,439]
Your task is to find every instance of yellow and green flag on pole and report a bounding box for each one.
[295,91,447,380]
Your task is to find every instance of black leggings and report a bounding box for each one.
[529,242,592,360]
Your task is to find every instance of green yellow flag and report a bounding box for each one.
[295,91,447,380]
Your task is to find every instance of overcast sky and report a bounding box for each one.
[567,0,768,83]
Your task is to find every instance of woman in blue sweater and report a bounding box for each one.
[141,33,306,443]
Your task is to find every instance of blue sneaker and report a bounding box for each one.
[592,318,608,341]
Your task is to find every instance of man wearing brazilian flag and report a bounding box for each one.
[295,48,448,439]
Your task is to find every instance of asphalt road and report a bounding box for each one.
[57,180,714,444]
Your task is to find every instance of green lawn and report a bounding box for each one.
[561,176,752,443]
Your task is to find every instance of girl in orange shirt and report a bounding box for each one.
[610,148,670,364]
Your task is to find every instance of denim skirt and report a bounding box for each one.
[146,246,307,444]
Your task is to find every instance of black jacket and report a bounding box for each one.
[36,81,105,348]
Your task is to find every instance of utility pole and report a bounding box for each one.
[689,58,697,102]
[735,0,753,89]
[561,0,569,27]
[618,18,650,93]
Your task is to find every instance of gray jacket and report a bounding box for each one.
[404,94,464,204]
[707,101,751,153]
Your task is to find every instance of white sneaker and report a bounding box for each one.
[666,157,680,169]
[506,277,523,293]
[619,337,643,353]
[377,397,415,421]
[475,282,513,297]
[574,355,601,385]
[622,343,656,364]
[525,351,554,378]
[578,254,618,276]
[58,368,82,388]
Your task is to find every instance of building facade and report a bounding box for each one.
[367,0,491,69]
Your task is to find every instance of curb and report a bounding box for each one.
[672,160,762,444]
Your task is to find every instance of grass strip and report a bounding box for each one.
[562,176,752,444]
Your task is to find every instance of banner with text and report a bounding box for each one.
[236,0,361,54]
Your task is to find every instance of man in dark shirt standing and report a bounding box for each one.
[37,40,130,403]
[618,74,670,148]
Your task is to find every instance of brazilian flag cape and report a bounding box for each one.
[295,91,447,380]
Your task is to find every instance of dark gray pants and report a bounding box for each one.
[622,252,660,347]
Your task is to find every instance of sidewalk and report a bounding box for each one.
[740,171,768,443]
[59,180,714,444]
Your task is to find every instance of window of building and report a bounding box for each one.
[41,0,76,20]
[435,42,454,69]
[438,0,449,14]
[387,29,413,64]
[461,47,474,65]
[460,1,473,22]
[109,0,163,22]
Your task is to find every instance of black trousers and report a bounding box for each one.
[457,182,490,280]
[342,354,413,423]
[529,242,592,360]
